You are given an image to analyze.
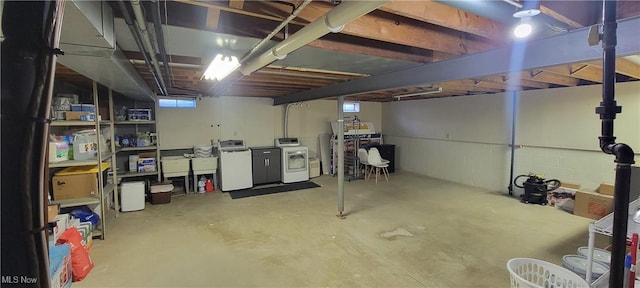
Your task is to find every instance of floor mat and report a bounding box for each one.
[229,181,321,199]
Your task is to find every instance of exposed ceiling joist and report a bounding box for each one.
[379,1,507,41]
[273,17,640,105]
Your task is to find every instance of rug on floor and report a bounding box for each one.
[229,181,320,199]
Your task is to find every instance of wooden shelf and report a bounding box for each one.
[114,120,155,125]
[117,171,158,179]
[51,197,100,208]
[118,146,157,152]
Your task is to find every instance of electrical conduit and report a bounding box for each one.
[131,0,167,95]
[118,0,164,95]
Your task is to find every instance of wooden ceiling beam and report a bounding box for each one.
[379,0,507,41]
[542,64,603,83]
[258,1,495,55]
[478,75,551,89]
[521,70,580,86]
[206,7,220,30]
[308,37,433,63]
[229,0,244,10]
[585,58,640,79]
[539,1,599,28]
[174,0,308,24]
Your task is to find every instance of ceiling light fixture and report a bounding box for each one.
[393,87,443,100]
[512,1,540,39]
[203,53,240,81]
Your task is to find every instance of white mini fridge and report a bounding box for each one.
[120,181,145,212]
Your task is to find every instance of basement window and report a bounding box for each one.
[158,98,196,109]
[343,102,359,113]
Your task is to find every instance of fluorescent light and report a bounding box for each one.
[393,87,442,100]
[203,53,240,81]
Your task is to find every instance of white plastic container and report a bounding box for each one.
[48,141,69,162]
[577,247,611,267]
[507,258,589,288]
[562,254,609,281]
[73,130,98,160]
[120,181,145,212]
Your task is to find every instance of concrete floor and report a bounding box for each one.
[76,172,602,287]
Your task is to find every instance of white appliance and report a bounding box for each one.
[276,138,309,183]
[120,181,145,212]
[218,140,253,191]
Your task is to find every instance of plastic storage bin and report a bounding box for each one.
[120,181,145,212]
[507,258,589,288]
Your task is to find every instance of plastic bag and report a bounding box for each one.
[57,227,94,281]
[70,209,100,228]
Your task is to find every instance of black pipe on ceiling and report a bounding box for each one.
[1,0,65,285]
[151,0,173,88]
[117,0,165,96]
[594,0,635,287]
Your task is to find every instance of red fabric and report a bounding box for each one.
[57,227,94,281]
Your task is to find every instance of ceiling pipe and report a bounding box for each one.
[118,0,164,96]
[239,0,389,76]
[151,0,174,87]
[131,0,168,96]
[239,0,312,64]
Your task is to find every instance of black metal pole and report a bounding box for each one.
[594,0,636,287]
[508,91,517,196]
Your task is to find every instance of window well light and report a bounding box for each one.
[203,53,240,81]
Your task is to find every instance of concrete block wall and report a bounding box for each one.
[157,97,383,157]
[383,81,640,194]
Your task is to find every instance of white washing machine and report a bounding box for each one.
[218,140,253,191]
[276,138,309,183]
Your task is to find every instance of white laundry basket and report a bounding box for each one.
[507,258,589,288]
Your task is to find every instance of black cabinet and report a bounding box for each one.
[251,147,281,185]
[369,144,395,173]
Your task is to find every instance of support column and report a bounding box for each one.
[337,96,345,217]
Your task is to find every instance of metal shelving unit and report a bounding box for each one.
[112,93,161,183]
[116,171,158,179]
[48,82,119,240]
[119,146,157,151]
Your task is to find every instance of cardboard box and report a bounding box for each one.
[574,190,614,220]
[138,151,157,158]
[51,214,70,244]
[64,111,91,120]
[48,204,60,223]
[599,182,615,196]
[49,243,72,288]
[51,174,98,200]
[137,158,157,173]
[561,181,581,190]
